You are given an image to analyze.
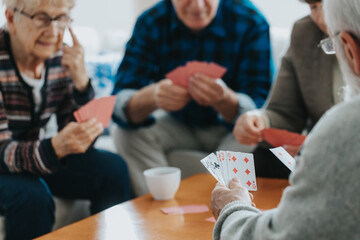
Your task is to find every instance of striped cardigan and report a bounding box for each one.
[0,29,94,175]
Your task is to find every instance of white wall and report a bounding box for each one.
[252,0,309,30]
[0,0,310,34]
[71,0,310,32]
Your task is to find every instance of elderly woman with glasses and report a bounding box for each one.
[231,0,344,178]
[0,0,131,239]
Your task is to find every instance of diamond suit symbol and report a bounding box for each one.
[245,169,250,175]
[244,157,249,163]
[233,168,238,174]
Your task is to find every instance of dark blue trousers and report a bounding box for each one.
[0,148,131,240]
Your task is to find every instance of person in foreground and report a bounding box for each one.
[232,0,344,179]
[0,0,131,239]
[111,0,273,196]
[210,0,360,239]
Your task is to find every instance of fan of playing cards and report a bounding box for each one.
[200,151,257,191]
[73,95,116,128]
[165,61,227,88]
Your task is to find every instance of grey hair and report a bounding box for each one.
[2,0,75,11]
[324,0,360,101]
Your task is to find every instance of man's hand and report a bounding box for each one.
[51,118,103,159]
[62,27,89,92]
[233,110,266,145]
[188,73,226,107]
[211,178,255,219]
[154,79,191,111]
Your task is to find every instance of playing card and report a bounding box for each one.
[95,96,116,127]
[73,96,116,127]
[205,217,216,223]
[227,151,257,191]
[167,61,227,88]
[165,66,190,88]
[201,151,257,191]
[200,154,224,185]
[217,151,229,186]
[261,128,306,147]
[208,62,227,78]
[269,147,296,172]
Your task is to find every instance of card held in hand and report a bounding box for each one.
[269,147,296,172]
[73,95,116,127]
[200,151,257,191]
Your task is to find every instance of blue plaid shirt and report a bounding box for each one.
[112,0,274,129]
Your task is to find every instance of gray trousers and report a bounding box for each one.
[111,112,254,196]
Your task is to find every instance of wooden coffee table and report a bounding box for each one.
[36,174,289,240]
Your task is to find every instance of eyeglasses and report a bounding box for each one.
[13,8,72,29]
[317,32,340,55]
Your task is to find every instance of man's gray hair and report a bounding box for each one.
[324,0,360,101]
[2,0,75,11]
[324,0,360,37]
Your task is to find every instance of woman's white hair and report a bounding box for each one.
[324,0,360,101]
[2,0,75,30]
[2,0,75,11]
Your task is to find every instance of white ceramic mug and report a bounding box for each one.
[143,167,181,200]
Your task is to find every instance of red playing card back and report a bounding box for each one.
[261,128,306,147]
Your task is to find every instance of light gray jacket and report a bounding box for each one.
[213,96,360,239]
[264,16,338,132]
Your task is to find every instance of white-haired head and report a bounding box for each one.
[2,0,75,11]
[324,0,360,101]
[2,0,75,30]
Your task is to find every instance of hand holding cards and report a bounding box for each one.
[165,61,227,88]
[200,151,257,191]
[73,96,116,127]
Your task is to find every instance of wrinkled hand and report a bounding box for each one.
[211,178,255,219]
[51,118,103,159]
[233,111,265,145]
[283,144,301,157]
[188,73,226,107]
[62,27,89,92]
[154,79,191,111]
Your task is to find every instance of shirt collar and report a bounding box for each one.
[170,1,227,38]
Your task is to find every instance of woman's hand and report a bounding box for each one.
[51,118,103,159]
[62,27,89,92]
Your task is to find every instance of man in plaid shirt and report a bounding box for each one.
[111,0,274,196]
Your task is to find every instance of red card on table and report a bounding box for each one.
[261,128,306,147]
[73,96,116,127]
[205,217,216,223]
[160,204,209,215]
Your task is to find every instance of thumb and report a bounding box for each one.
[228,177,241,189]
[254,115,265,130]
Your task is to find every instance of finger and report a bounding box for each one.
[228,177,241,189]
[254,116,265,130]
[193,72,214,81]
[244,117,263,134]
[81,118,98,128]
[68,27,81,47]
[233,126,260,145]
[61,57,72,68]
[249,192,254,200]
[77,122,103,142]
[189,90,209,105]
